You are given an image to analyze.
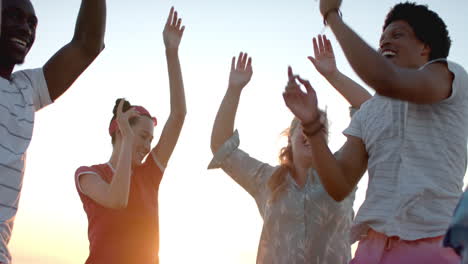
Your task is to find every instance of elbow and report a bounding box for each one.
[331,193,347,202]
[210,142,218,155]
[74,36,105,60]
[375,83,394,98]
[210,134,221,155]
[176,109,187,120]
[83,42,104,60]
[323,183,351,202]
[170,110,187,125]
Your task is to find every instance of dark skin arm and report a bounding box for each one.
[319,1,452,104]
[0,0,2,36]
[43,0,106,101]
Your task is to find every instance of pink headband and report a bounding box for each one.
[109,106,157,135]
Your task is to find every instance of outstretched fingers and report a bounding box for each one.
[246,57,252,72]
[231,56,236,71]
[234,52,250,71]
[324,35,334,54]
[288,66,295,81]
[172,10,179,27]
[318,35,325,54]
[240,53,248,70]
[236,52,243,70]
[313,37,320,58]
[176,18,182,30]
[166,7,174,26]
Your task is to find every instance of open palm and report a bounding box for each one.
[163,7,185,50]
[308,35,337,78]
[229,52,253,90]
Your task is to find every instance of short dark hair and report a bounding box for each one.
[383,2,451,60]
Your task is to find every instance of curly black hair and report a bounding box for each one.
[383,2,451,60]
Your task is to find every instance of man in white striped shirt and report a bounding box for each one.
[0,0,107,263]
[283,2,467,263]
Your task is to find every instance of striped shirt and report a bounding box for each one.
[0,69,51,264]
[344,60,468,243]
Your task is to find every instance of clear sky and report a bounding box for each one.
[9,0,468,263]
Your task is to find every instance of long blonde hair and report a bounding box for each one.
[268,111,328,201]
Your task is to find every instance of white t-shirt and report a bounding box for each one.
[0,68,52,264]
[344,60,468,243]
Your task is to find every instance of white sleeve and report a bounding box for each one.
[16,68,52,111]
[208,130,275,200]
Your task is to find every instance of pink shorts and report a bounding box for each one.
[350,229,460,264]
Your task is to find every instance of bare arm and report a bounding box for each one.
[211,53,252,154]
[79,101,138,209]
[321,5,451,104]
[44,0,106,101]
[283,68,367,200]
[152,7,187,168]
[306,132,367,201]
[0,0,2,36]
[309,34,371,108]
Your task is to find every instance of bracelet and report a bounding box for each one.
[323,8,342,26]
[301,114,320,130]
[301,114,323,137]
[303,124,324,138]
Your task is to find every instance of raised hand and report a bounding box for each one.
[116,100,139,140]
[320,0,342,16]
[163,7,185,50]
[283,67,319,124]
[308,35,338,78]
[228,52,253,91]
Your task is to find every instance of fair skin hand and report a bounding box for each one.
[323,9,453,104]
[211,52,252,153]
[79,100,139,209]
[309,34,371,108]
[283,67,368,201]
[152,7,187,169]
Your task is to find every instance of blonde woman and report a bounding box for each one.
[208,45,369,263]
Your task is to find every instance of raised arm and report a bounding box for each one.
[152,7,187,168]
[0,0,2,36]
[210,53,252,154]
[283,67,367,201]
[43,0,106,101]
[79,101,138,209]
[319,1,452,104]
[309,34,371,108]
